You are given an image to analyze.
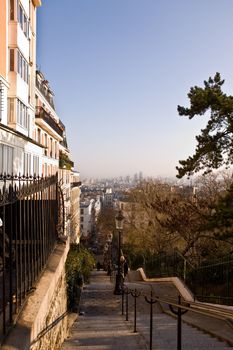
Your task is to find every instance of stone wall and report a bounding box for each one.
[2,243,70,350]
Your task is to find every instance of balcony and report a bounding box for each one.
[36,78,55,109]
[35,106,63,137]
[71,181,82,188]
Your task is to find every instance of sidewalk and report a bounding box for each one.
[61,270,232,350]
[61,270,147,350]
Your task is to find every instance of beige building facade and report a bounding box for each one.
[0,0,42,175]
[0,0,81,243]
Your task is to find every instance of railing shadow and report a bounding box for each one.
[30,311,69,346]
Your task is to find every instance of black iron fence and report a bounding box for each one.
[188,257,233,305]
[144,250,191,280]
[143,251,233,306]
[0,174,61,341]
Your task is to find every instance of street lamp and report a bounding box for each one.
[114,210,125,295]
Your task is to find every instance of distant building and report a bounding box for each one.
[80,199,95,239]
[70,171,82,244]
[35,70,64,176]
[94,195,102,217]
[170,185,197,200]
[103,188,115,207]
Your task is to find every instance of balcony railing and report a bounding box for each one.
[59,158,74,170]
[35,106,63,137]
[36,78,55,109]
[71,181,82,188]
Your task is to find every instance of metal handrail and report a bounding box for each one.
[122,282,233,350]
[125,281,233,320]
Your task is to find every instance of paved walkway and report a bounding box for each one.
[61,271,147,349]
[61,271,232,350]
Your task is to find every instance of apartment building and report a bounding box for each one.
[35,69,64,176]
[70,170,82,243]
[80,199,95,239]
[58,129,74,237]
[0,0,42,175]
[0,0,81,244]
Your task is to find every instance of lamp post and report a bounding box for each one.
[114,210,124,295]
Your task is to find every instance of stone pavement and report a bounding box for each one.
[61,270,147,350]
[61,270,232,350]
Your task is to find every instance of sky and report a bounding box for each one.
[37,0,233,180]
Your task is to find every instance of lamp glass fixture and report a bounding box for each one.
[115,210,124,230]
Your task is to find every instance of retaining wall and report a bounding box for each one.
[2,243,69,350]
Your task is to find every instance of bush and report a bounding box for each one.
[65,244,95,311]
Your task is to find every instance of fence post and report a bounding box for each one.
[145,289,157,350]
[169,295,188,350]
[121,287,124,315]
[124,286,130,321]
[131,289,140,333]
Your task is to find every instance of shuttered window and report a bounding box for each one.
[0,144,14,174]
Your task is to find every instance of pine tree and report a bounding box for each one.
[177,73,233,178]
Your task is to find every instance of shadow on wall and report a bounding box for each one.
[30,311,69,347]
[1,311,68,350]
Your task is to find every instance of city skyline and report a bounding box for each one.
[37,1,233,179]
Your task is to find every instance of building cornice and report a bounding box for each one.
[0,123,44,148]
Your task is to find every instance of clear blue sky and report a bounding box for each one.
[37,0,233,179]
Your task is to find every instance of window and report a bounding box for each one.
[81,209,84,215]
[10,49,14,71]
[44,133,48,156]
[50,138,53,157]
[16,99,28,129]
[10,0,14,20]
[44,163,48,177]
[55,141,57,159]
[0,82,3,121]
[14,49,29,83]
[33,155,39,176]
[8,98,14,123]
[37,128,41,143]
[23,153,31,175]
[0,144,13,174]
[17,3,29,38]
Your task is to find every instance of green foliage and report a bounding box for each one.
[177,72,233,178]
[205,183,233,242]
[59,151,74,170]
[65,245,95,310]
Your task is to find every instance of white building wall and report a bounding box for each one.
[17,25,29,60]
[20,0,30,14]
[80,200,95,238]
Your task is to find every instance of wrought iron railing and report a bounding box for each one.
[189,257,233,305]
[35,106,63,137]
[143,250,193,281]
[0,174,61,342]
